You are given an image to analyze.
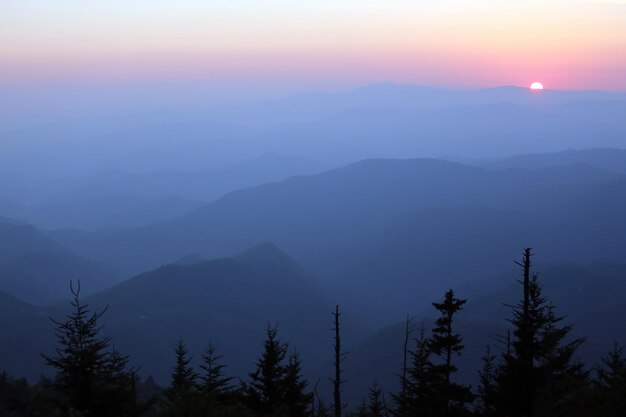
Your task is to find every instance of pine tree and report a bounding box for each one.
[476,346,497,417]
[496,248,586,417]
[42,281,134,417]
[99,347,136,413]
[392,324,434,417]
[0,372,31,416]
[496,250,543,417]
[428,289,473,416]
[244,325,312,417]
[282,352,313,417]
[167,339,198,402]
[367,382,385,417]
[244,324,289,415]
[533,304,587,416]
[592,342,626,417]
[199,343,233,402]
[162,339,199,416]
[429,290,466,383]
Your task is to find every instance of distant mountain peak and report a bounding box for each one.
[235,242,301,272]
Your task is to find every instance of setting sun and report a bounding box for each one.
[530,82,544,90]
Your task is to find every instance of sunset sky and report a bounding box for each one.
[1,0,625,95]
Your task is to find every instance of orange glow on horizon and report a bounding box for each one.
[1,1,625,90]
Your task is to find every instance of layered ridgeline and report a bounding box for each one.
[3,84,625,179]
[0,219,119,303]
[2,83,624,232]
[49,149,626,323]
[481,147,626,174]
[0,154,330,230]
[1,148,626,407]
[0,243,366,386]
[343,262,626,403]
[1,248,625,411]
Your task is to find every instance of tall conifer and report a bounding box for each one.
[496,248,586,417]
[428,289,473,416]
[199,343,233,402]
[42,281,134,417]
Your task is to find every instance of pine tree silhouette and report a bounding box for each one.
[366,382,385,417]
[282,351,314,417]
[592,342,626,416]
[496,248,586,417]
[199,342,234,402]
[244,324,289,415]
[428,289,473,416]
[392,324,434,417]
[162,338,199,416]
[476,346,497,417]
[42,281,134,417]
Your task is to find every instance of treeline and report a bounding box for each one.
[1,249,626,416]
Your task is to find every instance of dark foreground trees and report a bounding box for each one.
[159,340,250,417]
[391,248,611,417]
[392,289,472,417]
[494,248,587,417]
[593,342,626,416]
[244,324,313,417]
[42,281,137,417]
[161,339,198,416]
[3,249,626,417]
[158,325,313,417]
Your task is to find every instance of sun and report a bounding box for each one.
[530,82,544,90]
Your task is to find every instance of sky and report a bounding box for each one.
[1,0,626,98]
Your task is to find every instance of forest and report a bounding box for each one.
[1,249,625,417]
[4,1,626,416]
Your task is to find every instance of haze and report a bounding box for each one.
[1,1,626,416]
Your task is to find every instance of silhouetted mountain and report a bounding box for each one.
[214,83,626,128]
[3,83,625,195]
[340,263,626,405]
[0,291,58,378]
[0,221,66,262]
[3,152,626,406]
[0,251,118,304]
[3,154,330,230]
[331,178,626,324]
[483,148,626,175]
[54,153,329,204]
[0,290,44,315]
[50,157,621,278]
[0,244,367,384]
[0,221,119,303]
[22,194,205,231]
[234,242,303,273]
[259,100,626,161]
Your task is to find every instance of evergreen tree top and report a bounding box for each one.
[199,342,234,397]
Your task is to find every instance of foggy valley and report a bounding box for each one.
[2,1,626,416]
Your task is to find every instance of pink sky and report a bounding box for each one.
[1,1,625,92]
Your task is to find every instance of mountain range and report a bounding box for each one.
[0,219,119,303]
[1,146,626,406]
[2,83,625,191]
[43,149,626,325]
[0,244,365,388]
